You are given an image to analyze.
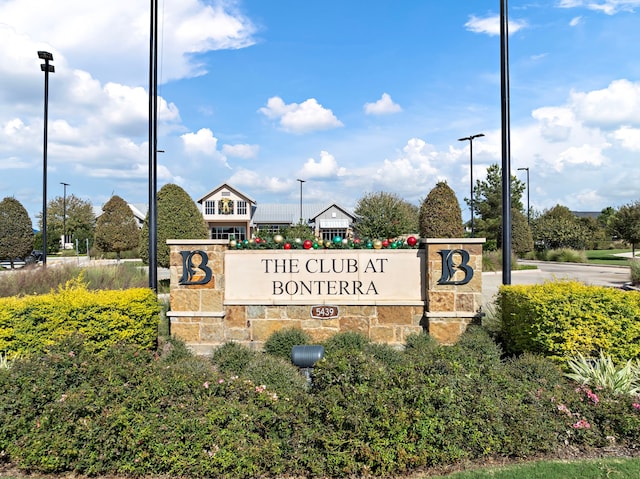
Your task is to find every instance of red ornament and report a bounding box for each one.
[354,238,361,244]
[255,238,261,244]
[284,242,291,250]
[303,239,313,249]
[382,239,389,248]
[407,236,417,247]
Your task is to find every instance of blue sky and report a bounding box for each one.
[1,0,640,225]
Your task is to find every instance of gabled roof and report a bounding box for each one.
[310,203,356,221]
[252,203,327,225]
[197,183,256,205]
[93,202,147,221]
[572,211,601,219]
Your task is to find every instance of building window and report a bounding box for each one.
[321,228,347,241]
[218,198,234,215]
[256,224,287,235]
[237,200,247,215]
[204,200,215,215]
[211,226,246,241]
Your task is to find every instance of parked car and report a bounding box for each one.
[24,250,43,264]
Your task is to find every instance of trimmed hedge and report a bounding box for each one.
[0,278,160,357]
[497,280,640,362]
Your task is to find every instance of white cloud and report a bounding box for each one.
[612,126,640,151]
[556,143,610,170]
[363,93,402,115]
[570,79,640,127]
[222,143,259,159]
[558,0,640,14]
[0,0,256,85]
[532,106,575,142]
[569,16,583,26]
[258,96,343,134]
[369,138,444,196]
[228,168,292,193]
[299,151,347,179]
[464,15,527,36]
[181,128,219,155]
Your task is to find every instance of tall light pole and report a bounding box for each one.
[148,0,159,292]
[297,179,305,225]
[517,168,530,225]
[60,182,69,248]
[38,51,54,266]
[458,133,484,237]
[500,0,513,285]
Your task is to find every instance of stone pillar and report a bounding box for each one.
[167,240,228,355]
[423,238,485,344]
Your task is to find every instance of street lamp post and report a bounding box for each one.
[297,179,305,225]
[60,182,69,248]
[458,133,485,237]
[517,168,530,225]
[148,0,159,292]
[500,0,513,285]
[38,51,54,266]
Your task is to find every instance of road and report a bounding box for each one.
[482,261,632,306]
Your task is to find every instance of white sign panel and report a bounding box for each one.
[224,249,424,305]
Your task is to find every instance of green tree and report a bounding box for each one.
[95,195,140,260]
[598,206,616,236]
[509,208,534,255]
[37,194,95,253]
[611,201,640,258]
[531,204,591,250]
[468,163,525,246]
[419,181,464,238]
[353,192,418,240]
[140,184,209,268]
[0,197,34,268]
[578,215,608,249]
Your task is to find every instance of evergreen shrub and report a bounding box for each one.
[0,278,160,358]
[497,280,640,362]
[263,327,311,360]
[3,329,640,478]
[322,330,370,354]
[210,341,256,375]
[243,354,308,397]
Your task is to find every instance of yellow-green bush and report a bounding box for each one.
[497,280,640,362]
[0,278,160,358]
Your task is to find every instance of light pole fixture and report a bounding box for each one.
[60,182,69,248]
[458,133,484,237]
[517,168,530,225]
[38,51,54,266]
[297,179,306,225]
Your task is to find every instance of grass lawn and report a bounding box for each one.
[586,249,637,266]
[431,456,640,478]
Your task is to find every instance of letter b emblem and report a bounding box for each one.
[179,250,213,285]
[437,249,474,285]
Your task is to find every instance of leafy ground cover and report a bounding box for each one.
[2,328,640,478]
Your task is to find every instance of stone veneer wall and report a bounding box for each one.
[167,239,484,354]
[423,239,485,344]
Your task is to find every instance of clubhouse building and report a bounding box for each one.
[196,183,357,242]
